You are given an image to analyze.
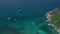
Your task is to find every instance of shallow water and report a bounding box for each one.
[0,0,60,34]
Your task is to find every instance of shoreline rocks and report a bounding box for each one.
[45,8,60,34]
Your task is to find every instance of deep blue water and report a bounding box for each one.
[0,0,60,34]
[0,0,60,17]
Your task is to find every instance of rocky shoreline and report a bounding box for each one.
[45,8,60,34]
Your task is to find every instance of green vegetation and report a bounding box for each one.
[50,8,60,27]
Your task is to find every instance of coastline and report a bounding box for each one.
[45,8,60,34]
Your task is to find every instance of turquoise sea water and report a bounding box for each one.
[0,0,60,34]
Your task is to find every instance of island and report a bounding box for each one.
[46,8,60,34]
